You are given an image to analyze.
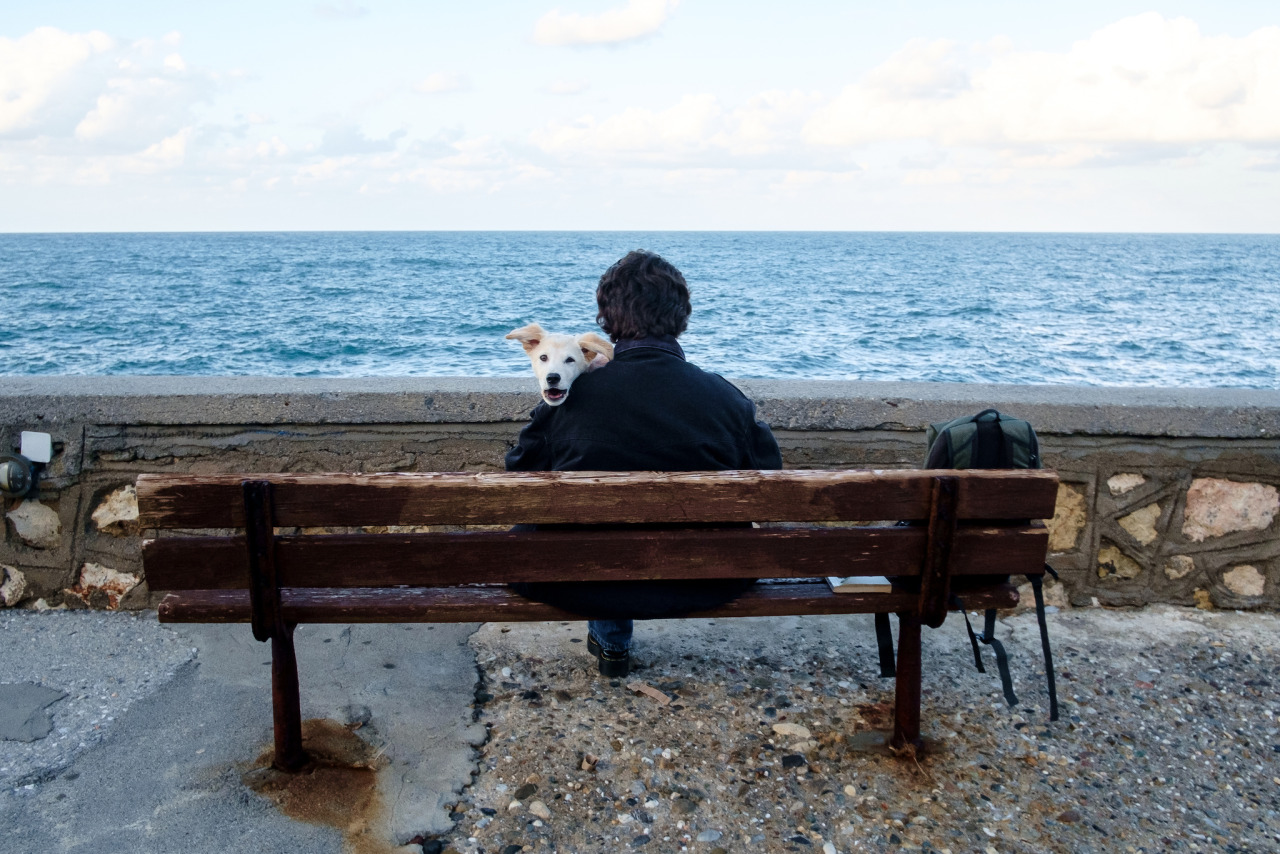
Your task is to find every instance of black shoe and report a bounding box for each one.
[586,635,631,678]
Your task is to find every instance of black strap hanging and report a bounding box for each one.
[952,594,1019,708]
[1029,565,1061,722]
[981,607,1019,707]
[953,594,986,673]
[874,611,896,677]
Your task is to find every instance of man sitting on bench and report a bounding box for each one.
[505,250,782,677]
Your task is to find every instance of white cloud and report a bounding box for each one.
[0,27,115,138]
[770,168,862,194]
[533,0,678,47]
[132,127,193,171]
[533,14,1280,175]
[415,72,470,94]
[74,69,211,150]
[725,90,824,156]
[399,136,551,194]
[532,93,721,161]
[0,27,213,152]
[5,13,1277,229]
[531,89,824,163]
[805,14,1280,154]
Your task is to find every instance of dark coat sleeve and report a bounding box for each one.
[504,405,553,472]
[722,378,780,469]
[746,414,782,469]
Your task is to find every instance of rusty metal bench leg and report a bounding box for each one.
[891,610,923,750]
[271,623,307,772]
[244,479,310,772]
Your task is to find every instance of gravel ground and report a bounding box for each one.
[436,605,1280,854]
[0,610,196,790]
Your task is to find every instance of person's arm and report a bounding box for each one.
[505,404,554,471]
[746,415,782,470]
[716,376,782,470]
[738,394,781,469]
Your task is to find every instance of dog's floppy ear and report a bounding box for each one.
[505,323,546,353]
[577,332,614,363]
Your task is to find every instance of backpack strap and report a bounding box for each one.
[981,607,1019,708]
[996,416,1042,469]
[952,594,986,673]
[951,594,1019,708]
[944,422,979,469]
[1028,565,1061,722]
[874,611,896,677]
[956,572,1061,722]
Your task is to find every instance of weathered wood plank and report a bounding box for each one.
[156,580,1020,624]
[244,480,283,643]
[136,469,1060,529]
[918,476,959,629]
[143,524,1050,590]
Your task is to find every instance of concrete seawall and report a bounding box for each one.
[2,377,1277,611]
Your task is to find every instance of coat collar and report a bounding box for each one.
[613,335,685,360]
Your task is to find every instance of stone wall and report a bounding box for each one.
[2,377,1277,612]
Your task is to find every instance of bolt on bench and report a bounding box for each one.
[137,468,1058,771]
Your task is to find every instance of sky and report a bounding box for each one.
[2,1,1279,232]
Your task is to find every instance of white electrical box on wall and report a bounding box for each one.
[20,431,52,464]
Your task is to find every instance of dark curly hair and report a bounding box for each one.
[595,250,692,342]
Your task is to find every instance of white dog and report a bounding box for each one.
[506,322,614,406]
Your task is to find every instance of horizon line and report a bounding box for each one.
[3,229,1279,237]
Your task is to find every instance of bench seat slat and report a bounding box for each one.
[157,580,1019,624]
[136,470,1060,529]
[143,525,1049,590]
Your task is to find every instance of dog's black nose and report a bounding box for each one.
[545,373,561,385]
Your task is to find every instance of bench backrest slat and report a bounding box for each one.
[136,469,1059,528]
[142,524,1049,591]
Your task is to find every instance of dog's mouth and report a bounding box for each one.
[542,387,567,405]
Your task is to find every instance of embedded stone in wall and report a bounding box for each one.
[1222,565,1265,598]
[1047,483,1087,552]
[1193,589,1213,610]
[5,500,61,550]
[1014,576,1069,612]
[1108,473,1146,496]
[1182,478,1279,543]
[1,565,27,607]
[64,563,139,610]
[1097,544,1141,580]
[91,484,139,536]
[1163,555,1195,580]
[1118,502,1161,546]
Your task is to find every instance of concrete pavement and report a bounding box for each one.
[0,611,485,854]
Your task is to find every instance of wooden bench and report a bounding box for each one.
[137,468,1059,771]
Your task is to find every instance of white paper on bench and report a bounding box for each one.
[825,575,893,593]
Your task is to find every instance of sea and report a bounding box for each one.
[0,232,1276,387]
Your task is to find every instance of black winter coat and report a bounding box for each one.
[504,336,782,619]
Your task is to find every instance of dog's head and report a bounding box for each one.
[506,322,614,406]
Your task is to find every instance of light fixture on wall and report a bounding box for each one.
[0,431,52,499]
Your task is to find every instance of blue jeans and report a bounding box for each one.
[589,619,632,654]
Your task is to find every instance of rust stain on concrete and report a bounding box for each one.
[242,719,397,854]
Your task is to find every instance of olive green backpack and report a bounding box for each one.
[924,408,1041,470]
[875,408,1059,721]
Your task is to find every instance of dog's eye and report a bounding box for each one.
[539,354,548,362]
